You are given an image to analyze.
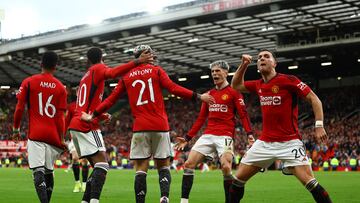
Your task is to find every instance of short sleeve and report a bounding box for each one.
[288,75,311,98]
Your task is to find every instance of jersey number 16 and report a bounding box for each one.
[38,92,56,118]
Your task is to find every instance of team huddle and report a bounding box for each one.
[12,45,333,203]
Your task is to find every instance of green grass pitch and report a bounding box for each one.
[0,168,358,203]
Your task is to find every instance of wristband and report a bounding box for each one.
[315,120,324,128]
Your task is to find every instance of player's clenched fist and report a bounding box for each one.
[241,54,252,65]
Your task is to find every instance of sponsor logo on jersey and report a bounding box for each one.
[260,96,281,106]
[209,104,228,112]
[271,85,279,93]
[221,94,229,100]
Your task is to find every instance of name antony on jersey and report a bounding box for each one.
[129,68,152,78]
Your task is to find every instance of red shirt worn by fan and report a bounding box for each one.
[68,62,137,133]
[95,63,197,132]
[187,85,252,138]
[244,73,311,142]
[14,73,67,148]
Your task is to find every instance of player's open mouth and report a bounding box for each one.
[213,76,219,81]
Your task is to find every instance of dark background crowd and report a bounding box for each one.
[1,85,359,170]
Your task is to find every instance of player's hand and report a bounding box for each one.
[138,51,155,64]
[101,113,112,125]
[174,137,188,151]
[314,127,328,144]
[247,134,255,148]
[11,128,21,143]
[81,112,93,122]
[241,54,252,66]
[200,93,215,105]
[60,140,68,151]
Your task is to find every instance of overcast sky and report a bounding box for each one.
[0,0,192,39]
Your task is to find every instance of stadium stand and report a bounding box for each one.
[1,85,359,170]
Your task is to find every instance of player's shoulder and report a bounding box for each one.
[91,63,107,70]
[25,73,41,82]
[277,73,299,82]
[51,75,65,87]
[208,87,217,94]
[225,85,243,97]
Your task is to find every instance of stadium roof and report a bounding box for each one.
[0,0,360,87]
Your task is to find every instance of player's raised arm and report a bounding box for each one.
[304,90,328,144]
[231,54,252,93]
[104,51,154,79]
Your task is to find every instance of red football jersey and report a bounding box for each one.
[14,73,67,148]
[244,73,311,142]
[68,61,136,132]
[188,85,252,138]
[95,64,196,131]
[65,102,76,131]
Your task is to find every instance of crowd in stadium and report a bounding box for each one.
[1,85,359,170]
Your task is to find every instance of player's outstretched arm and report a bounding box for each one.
[305,90,328,144]
[99,113,112,125]
[231,54,252,93]
[104,51,154,79]
[198,93,215,105]
[158,68,215,104]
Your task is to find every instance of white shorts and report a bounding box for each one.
[241,139,310,171]
[192,134,234,159]
[130,132,172,160]
[70,130,106,158]
[27,140,63,170]
[67,140,76,153]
